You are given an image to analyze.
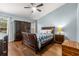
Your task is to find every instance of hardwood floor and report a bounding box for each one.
[8,41,62,56]
[62,40,79,49]
[62,40,79,56]
[8,40,79,56]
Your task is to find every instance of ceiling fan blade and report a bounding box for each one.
[36,3,43,7]
[37,9,41,12]
[24,7,30,8]
[31,3,34,6]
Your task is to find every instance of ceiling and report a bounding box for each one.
[0,3,65,20]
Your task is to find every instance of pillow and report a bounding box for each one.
[40,30,52,34]
[40,30,47,33]
[46,30,52,33]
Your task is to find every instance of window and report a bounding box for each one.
[0,18,7,33]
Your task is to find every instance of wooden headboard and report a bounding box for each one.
[41,26,55,33]
[42,27,55,30]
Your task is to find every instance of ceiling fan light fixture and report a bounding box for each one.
[32,7,37,11]
[24,3,43,13]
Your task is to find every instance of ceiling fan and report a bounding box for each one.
[24,3,43,13]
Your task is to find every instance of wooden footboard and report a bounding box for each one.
[22,32,39,51]
[22,32,54,54]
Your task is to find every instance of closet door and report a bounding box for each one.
[20,22,31,33]
[25,22,31,33]
[15,21,22,41]
[15,21,31,41]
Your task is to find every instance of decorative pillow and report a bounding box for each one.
[40,30,52,34]
[40,30,47,33]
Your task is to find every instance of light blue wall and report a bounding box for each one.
[77,4,79,42]
[37,3,77,41]
[0,12,32,42]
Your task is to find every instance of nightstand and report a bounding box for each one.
[55,33,64,44]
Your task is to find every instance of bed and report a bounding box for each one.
[22,27,55,53]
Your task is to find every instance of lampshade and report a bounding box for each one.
[58,25,62,33]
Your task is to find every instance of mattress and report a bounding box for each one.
[36,33,53,49]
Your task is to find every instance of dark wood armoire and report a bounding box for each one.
[14,20,31,41]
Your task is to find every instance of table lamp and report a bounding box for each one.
[57,25,62,34]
